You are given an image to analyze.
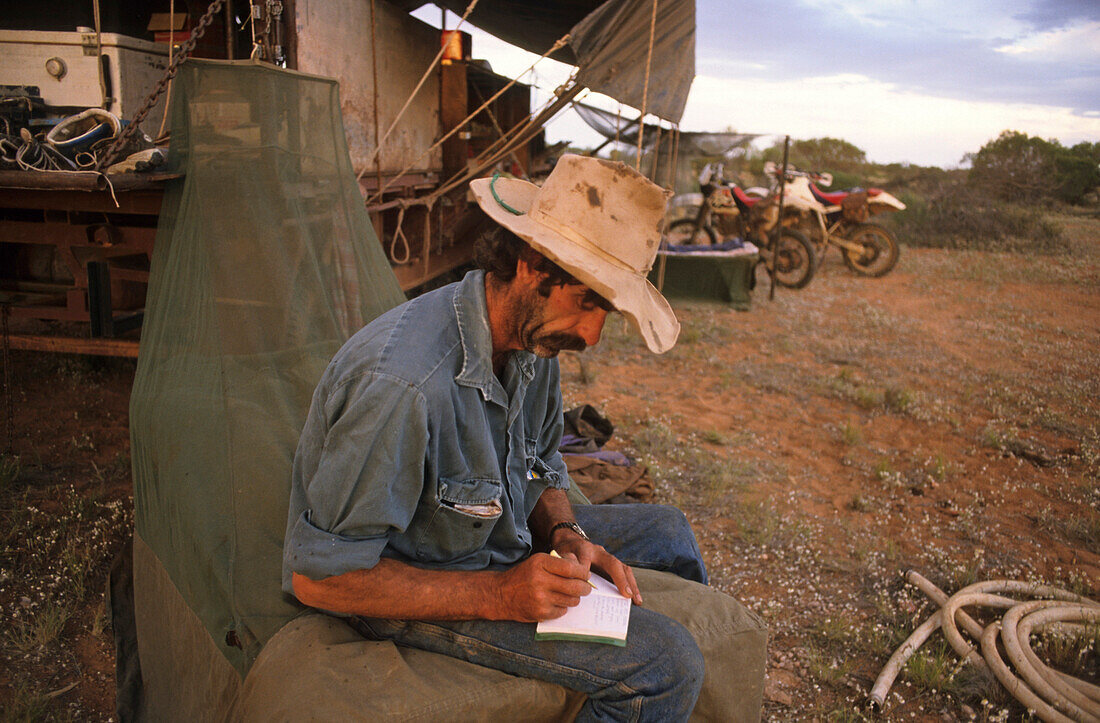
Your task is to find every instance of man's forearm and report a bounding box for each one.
[292,551,593,623]
[529,486,578,547]
[292,559,504,620]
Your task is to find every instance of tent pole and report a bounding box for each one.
[634,0,659,169]
[648,123,663,180]
[588,115,641,157]
[666,124,680,190]
[370,0,383,194]
[770,134,790,301]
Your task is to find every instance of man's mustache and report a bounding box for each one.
[538,332,587,353]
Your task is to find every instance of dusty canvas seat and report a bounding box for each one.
[128,59,766,721]
[240,568,766,722]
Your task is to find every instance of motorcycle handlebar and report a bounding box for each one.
[763,163,830,185]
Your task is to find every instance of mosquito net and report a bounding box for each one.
[129,59,406,675]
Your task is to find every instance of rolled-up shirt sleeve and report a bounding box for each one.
[284,372,429,582]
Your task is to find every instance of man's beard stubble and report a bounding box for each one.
[514,290,587,357]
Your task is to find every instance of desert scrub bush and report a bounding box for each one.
[873,458,901,485]
[629,419,677,459]
[804,642,853,686]
[1031,622,1100,680]
[892,183,1068,254]
[1,486,132,663]
[1035,507,1100,555]
[883,386,914,414]
[839,421,863,446]
[734,500,783,546]
[700,429,726,445]
[684,456,755,504]
[847,494,872,512]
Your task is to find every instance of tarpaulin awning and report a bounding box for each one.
[415,0,695,122]
[573,101,762,155]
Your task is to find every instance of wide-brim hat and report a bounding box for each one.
[471,154,680,353]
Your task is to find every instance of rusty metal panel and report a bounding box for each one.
[294,0,442,177]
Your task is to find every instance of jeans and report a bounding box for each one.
[350,504,709,722]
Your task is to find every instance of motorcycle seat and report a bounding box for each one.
[810,185,848,206]
[811,185,886,206]
[730,185,761,208]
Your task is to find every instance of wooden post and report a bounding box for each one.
[440,62,468,180]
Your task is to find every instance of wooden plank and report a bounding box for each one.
[7,334,140,358]
[0,186,164,215]
[0,220,157,253]
[0,170,179,192]
[8,306,87,322]
[356,171,438,196]
[0,290,65,306]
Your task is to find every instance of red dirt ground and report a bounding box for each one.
[1,212,1097,719]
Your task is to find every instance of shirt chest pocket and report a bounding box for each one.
[413,476,503,563]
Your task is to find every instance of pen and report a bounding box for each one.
[549,549,598,589]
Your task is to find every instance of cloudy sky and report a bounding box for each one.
[416,1,1100,167]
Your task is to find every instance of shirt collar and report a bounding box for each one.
[453,270,534,400]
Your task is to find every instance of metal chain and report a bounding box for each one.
[96,0,227,171]
[2,304,12,455]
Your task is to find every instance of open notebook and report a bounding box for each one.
[535,572,632,646]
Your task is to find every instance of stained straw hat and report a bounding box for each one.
[471,154,680,353]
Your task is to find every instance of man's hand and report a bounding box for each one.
[552,533,643,606]
[528,487,643,606]
[492,552,593,622]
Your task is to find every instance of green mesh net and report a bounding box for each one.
[129,59,406,675]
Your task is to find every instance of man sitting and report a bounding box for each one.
[283,155,716,720]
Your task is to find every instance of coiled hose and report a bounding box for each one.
[869,571,1100,722]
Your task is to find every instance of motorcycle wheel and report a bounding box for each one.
[768,227,816,289]
[841,222,900,277]
[795,218,826,268]
[666,218,718,246]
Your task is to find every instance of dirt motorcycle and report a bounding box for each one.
[665,166,818,289]
[764,162,904,277]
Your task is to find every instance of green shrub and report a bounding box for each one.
[891,182,1067,254]
[968,130,1100,205]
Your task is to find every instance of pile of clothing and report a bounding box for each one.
[559,404,653,504]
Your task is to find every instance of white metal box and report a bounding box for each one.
[0,29,169,125]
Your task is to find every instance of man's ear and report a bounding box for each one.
[513,256,541,287]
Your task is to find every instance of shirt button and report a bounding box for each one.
[473,522,482,528]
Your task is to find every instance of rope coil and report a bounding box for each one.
[388,206,411,265]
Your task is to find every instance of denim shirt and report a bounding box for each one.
[282,270,570,592]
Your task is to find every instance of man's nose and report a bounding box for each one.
[577,309,608,347]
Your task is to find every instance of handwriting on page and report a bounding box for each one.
[588,593,629,628]
[535,571,631,644]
